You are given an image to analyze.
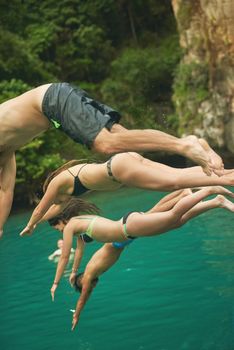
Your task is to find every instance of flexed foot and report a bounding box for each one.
[207,186,234,198]
[199,138,224,176]
[216,195,234,212]
[182,135,213,176]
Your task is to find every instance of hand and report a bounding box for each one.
[69,272,76,286]
[19,224,36,237]
[50,283,58,301]
[71,313,79,331]
[0,229,3,239]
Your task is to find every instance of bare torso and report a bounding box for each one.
[0,84,52,151]
[77,162,122,191]
[56,161,123,203]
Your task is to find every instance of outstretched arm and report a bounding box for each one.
[72,275,93,331]
[69,237,85,285]
[40,203,69,222]
[0,152,16,237]
[50,219,83,300]
[20,178,61,236]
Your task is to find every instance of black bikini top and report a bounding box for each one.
[67,164,89,196]
[80,233,93,243]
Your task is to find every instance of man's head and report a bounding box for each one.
[74,273,99,293]
[57,239,63,249]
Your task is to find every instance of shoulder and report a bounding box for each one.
[48,172,70,193]
[65,217,87,233]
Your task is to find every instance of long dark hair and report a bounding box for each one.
[48,198,100,226]
[43,159,88,193]
[74,273,99,293]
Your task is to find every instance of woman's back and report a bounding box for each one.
[66,161,122,192]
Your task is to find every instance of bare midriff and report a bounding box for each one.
[69,163,123,191]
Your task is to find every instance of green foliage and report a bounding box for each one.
[0,79,32,103]
[101,36,181,128]
[15,132,64,203]
[177,1,193,31]
[0,0,180,205]
[0,28,55,84]
[173,62,210,133]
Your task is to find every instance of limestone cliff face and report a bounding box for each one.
[171,0,234,154]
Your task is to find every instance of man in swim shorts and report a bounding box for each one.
[0,82,224,236]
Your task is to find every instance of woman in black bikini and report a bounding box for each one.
[20,152,234,237]
[20,152,234,236]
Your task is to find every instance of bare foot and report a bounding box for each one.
[223,169,234,175]
[216,195,234,212]
[220,172,234,187]
[199,138,224,176]
[182,135,213,176]
[208,186,234,198]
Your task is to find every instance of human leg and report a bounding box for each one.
[125,187,232,238]
[92,125,219,175]
[180,195,234,224]
[146,185,233,214]
[110,152,234,191]
[146,189,191,213]
[199,138,224,175]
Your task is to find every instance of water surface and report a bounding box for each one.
[0,188,233,350]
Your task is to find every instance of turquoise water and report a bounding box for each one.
[0,188,234,350]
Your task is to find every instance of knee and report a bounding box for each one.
[170,218,183,229]
[92,132,121,155]
[168,209,182,227]
[92,141,113,155]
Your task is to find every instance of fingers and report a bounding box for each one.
[51,286,56,301]
[71,317,78,331]
[19,227,32,237]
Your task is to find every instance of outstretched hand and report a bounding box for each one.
[50,283,58,301]
[20,225,36,237]
[69,272,76,286]
[71,313,79,331]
